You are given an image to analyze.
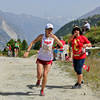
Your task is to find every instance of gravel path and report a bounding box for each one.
[0,56,99,100]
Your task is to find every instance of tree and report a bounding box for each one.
[7,39,15,49]
[17,38,22,50]
[17,38,21,44]
[97,21,100,26]
[33,41,41,50]
[22,40,28,50]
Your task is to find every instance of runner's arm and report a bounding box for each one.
[82,36,92,48]
[50,34,63,47]
[26,34,43,52]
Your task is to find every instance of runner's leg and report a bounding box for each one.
[41,64,51,91]
[37,62,43,81]
[14,48,16,57]
[77,74,82,84]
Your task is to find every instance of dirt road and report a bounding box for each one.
[0,56,99,100]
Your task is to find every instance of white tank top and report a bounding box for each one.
[37,34,54,61]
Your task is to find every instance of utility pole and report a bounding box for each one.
[94,24,97,35]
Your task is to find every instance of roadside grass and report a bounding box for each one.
[83,56,100,90]
[85,26,100,44]
[0,50,2,56]
[18,50,37,57]
[56,49,100,91]
[0,49,37,57]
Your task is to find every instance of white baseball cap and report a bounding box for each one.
[45,23,53,29]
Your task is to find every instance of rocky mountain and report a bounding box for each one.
[0,10,59,50]
[80,6,100,19]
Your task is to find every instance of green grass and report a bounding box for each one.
[83,56,100,90]
[84,26,100,44]
[0,50,3,56]
[2,51,8,56]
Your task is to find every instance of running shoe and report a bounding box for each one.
[40,90,45,96]
[74,80,84,85]
[72,83,81,89]
[81,80,84,84]
[36,80,40,87]
[53,58,56,61]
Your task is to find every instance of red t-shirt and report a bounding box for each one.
[60,40,66,45]
[72,35,90,59]
[60,40,66,49]
[9,45,12,51]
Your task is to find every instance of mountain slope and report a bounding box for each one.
[1,19,17,40]
[0,29,10,50]
[80,6,100,19]
[55,14,100,36]
[55,6,100,36]
[0,10,59,50]
[0,11,55,42]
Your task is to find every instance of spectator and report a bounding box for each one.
[8,44,12,57]
[53,45,59,61]
[68,27,91,89]
[58,37,66,61]
[82,21,90,33]
[14,41,19,57]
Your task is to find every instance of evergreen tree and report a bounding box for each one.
[17,38,22,50]
[97,21,100,26]
[17,38,21,44]
[33,41,41,50]
[22,40,28,50]
[7,39,15,49]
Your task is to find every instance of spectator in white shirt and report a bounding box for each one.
[84,21,90,31]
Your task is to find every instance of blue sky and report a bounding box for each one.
[0,0,100,18]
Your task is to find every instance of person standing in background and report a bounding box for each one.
[14,41,19,57]
[58,37,66,61]
[82,21,90,33]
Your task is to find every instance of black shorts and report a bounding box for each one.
[73,59,85,75]
[86,28,89,31]
[14,47,19,50]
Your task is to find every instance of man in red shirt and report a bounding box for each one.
[68,27,91,89]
